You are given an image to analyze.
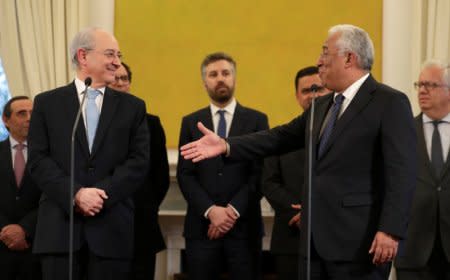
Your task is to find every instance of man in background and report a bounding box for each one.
[262,66,329,279]
[177,52,269,280]
[28,27,149,280]
[0,96,41,280]
[110,62,170,280]
[395,60,450,280]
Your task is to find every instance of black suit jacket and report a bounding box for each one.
[177,103,269,239]
[228,75,417,261]
[134,114,169,255]
[28,82,149,258]
[0,139,41,251]
[262,150,304,255]
[396,114,450,268]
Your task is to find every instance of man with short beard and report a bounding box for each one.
[177,52,269,280]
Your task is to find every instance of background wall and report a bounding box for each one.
[114,1,382,148]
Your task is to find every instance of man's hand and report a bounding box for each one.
[288,204,302,228]
[74,187,108,216]
[207,205,238,233]
[369,231,399,265]
[207,224,225,240]
[0,224,29,251]
[180,122,227,162]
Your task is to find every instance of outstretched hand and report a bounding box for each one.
[180,122,227,162]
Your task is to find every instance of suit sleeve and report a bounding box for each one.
[228,113,307,161]
[18,208,38,239]
[96,100,150,209]
[261,156,299,212]
[177,117,216,217]
[228,113,269,216]
[378,93,417,239]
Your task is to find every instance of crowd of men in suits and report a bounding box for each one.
[0,24,449,280]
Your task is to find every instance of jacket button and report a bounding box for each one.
[16,196,20,200]
[218,173,223,176]
[437,186,442,192]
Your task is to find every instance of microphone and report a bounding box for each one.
[305,83,318,280]
[69,77,91,280]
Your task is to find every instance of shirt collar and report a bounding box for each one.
[75,77,106,96]
[334,73,370,101]
[9,136,27,148]
[422,112,450,123]
[210,97,237,116]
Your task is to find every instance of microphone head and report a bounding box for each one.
[84,77,92,87]
[310,84,319,93]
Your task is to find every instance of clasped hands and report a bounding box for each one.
[0,224,29,251]
[207,205,238,240]
[74,187,108,216]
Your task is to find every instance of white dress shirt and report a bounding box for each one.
[210,98,237,138]
[422,113,450,163]
[75,78,105,129]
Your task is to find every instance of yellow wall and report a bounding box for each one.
[115,1,382,148]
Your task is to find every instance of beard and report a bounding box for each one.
[207,82,234,104]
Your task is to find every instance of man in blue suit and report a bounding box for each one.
[177,52,269,280]
[28,27,149,280]
[180,25,416,280]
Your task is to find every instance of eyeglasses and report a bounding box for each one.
[301,86,325,94]
[413,81,449,91]
[115,75,129,82]
[85,49,123,60]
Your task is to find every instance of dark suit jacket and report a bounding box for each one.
[262,150,304,255]
[177,103,269,240]
[395,114,450,268]
[228,75,417,261]
[0,139,41,251]
[134,114,169,255]
[28,82,149,258]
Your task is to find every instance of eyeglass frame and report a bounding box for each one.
[413,81,450,91]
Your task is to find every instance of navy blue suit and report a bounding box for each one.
[177,103,268,280]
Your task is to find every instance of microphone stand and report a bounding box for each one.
[306,86,318,280]
[69,78,91,280]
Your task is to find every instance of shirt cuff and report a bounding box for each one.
[227,204,240,218]
[204,205,214,219]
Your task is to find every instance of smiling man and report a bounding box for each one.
[28,27,149,280]
[179,25,417,280]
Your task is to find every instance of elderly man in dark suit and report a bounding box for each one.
[180,25,416,280]
[177,52,269,280]
[395,60,450,280]
[0,96,41,280]
[110,62,170,280]
[28,27,149,280]
[262,66,329,280]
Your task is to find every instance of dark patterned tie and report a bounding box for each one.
[217,110,227,138]
[14,143,25,187]
[431,120,444,177]
[318,94,345,158]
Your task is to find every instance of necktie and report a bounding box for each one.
[318,94,345,158]
[14,143,25,187]
[217,110,227,138]
[86,88,100,151]
[431,120,444,176]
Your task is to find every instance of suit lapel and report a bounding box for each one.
[0,140,17,190]
[63,82,90,157]
[318,75,376,158]
[91,88,119,156]
[228,103,247,137]
[313,94,333,147]
[416,115,438,182]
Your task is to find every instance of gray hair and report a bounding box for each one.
[69,27,100,69]
[329,24,374,71]
[421,59,450,86]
